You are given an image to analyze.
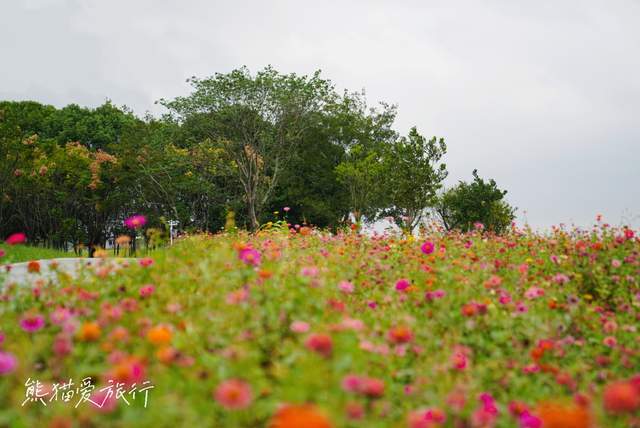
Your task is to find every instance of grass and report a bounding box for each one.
[0,222,638,427]
[0,244,74,264]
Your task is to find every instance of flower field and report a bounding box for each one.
[0,222,639,427]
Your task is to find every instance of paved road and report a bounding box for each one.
[1,258,134,286]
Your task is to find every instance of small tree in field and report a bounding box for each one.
[435,170,515,233]
[379,127,447,233]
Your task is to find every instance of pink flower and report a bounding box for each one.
[53,334,73,357]
[5,232,26,245]
[290,320,310,333]
[603,336,617,347]
[300,266,319,277]
[124,215,147,229]
[0,351,17,375]
[139,284,155,298]
[338,281,354,294]
[50,307,72,325]
[425,289,446,301]
[20,314,45,333]
[341,374,363,393]
[421,241,435,255]
[451,351,468,370]
[395,278,411,292]
[305,333,333,358]
[138,257,154,267]
[238,247,261,267]
[524,286,544,300]
[361,377,385,398]
[283,206,291,212]
[499,293,512,305]
[553,274,570,285]
[611,259,621,268]
[0,249,5,258]
[515,302,528,314]
[213,379,253,410]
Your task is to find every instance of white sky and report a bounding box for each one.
[2,0,639,229]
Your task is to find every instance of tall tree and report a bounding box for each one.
[161,66,335,230]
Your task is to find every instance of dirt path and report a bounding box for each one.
[1,258,135,285]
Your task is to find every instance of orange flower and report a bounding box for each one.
[269,404,333,428]
[536,402,591,428]
[387,326,414,344]
[156,346,177,364]
[258,269,273,279]
[78,322,101,341]
[299,226,312,236]
[146,325,172,346]
[27,260,40,273]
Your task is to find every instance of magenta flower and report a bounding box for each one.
[420,241,435,254]
[238,247,261,267]
[519,411,542,428]
[0,351,17,375]
[0,249,5,258]
[395,278,411,292]
[20,314,45,333]
[5,232,26,245]
[124,214,147,229]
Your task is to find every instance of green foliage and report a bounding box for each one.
[379,127,447,232]
[435,170,516,233]
[161,66,336,230]
[0,67,518,247]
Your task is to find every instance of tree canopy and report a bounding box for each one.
[0,66,516,251]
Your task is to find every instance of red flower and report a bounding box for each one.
[603,380,640,414]
[305,333,333,358]
[387,326,414,344]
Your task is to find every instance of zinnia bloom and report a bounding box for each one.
[5,232,26,245]
[387,326,414,344]
[535,402,591,428]
[146,325,172,346]
[421,241,435,254]
[290,321,310,334]
[269,404,333,428]
[395,278,411,292]
[603,380,640,414]
[20,314,45,333]
[238,246,261,266]
[139,284,156,298]
[78,322,102,341]
[124,215,147,229]
[305,333,333,358]
[214,379,253,410]
[0,351,17,375]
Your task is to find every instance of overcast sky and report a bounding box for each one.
[2,0,639,230]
